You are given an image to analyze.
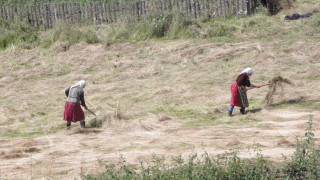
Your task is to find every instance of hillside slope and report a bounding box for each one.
[1,0,320,179]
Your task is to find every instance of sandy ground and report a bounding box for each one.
[1,108,320,179]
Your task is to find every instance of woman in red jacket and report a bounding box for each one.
[64,80,89,128]
[229,68,261,116]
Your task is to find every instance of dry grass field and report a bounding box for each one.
[1,0,320,179]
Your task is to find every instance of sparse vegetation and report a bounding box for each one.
[0,2,319,50]
[82,117,320,180]
[83,153,276,179]
[41,23,100,49]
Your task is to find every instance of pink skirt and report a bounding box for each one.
[63,102,85,122]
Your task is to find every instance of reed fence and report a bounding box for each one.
[0,0,258,29]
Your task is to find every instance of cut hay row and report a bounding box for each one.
[264,76,293,104]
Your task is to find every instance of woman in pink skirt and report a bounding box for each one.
[229,68,261,116]
[64,80,89,128]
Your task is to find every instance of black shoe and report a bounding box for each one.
[67,121,71,130]
[240,108,245,115]
[80,121,85,128]
[228,111,233,117]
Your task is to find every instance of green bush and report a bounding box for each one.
[83,116,320,179]
[150,13,173,38]
[283,115,320,179]
[208,24,228,37]
[83,30,99,44]
[105,11,199,44]
[54,24,82,45]
[207,19,237,38]
[83,152,276,179]
[0,19,39,50]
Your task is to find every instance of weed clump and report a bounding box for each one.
[41,23,99,50]
[105,11,199,43]
[283,115,320,179]
[88,117,103,128]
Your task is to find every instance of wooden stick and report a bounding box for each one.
[247,83,273,90]
[87,109,97,116]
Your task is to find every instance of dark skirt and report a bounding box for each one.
[63,102,85,122]
[238,86,249,108]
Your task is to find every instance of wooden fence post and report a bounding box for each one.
[26,5,30,25]
[37,4,41,29]
[192,0,196,18]
[136,0,139,20]
[66,3,71,23]
[52,4,57,25]
[6,6,10,21]
[246,0,251,15]
[33,5,38,26]
[115,0,119,22]
[1,6,6,20]
[188,0,192,15]
[49,4,53,28]
[38,4,43,28]
[7,6,11,21]
[113,1,117,22]
[205,0,210,18]
[7,5,11,21]
[0,6,2,20]
[140,0,144,17]
[99,2,103,24]
[31,5,35,25]
[108,1,113,23]
[231,0,235,14]
[61,3,65,22]
[84,3,89,23]
[93,2,97,24]
[76,3,81,24]
[69,3,74,24]
[143,0,147,17]
[196,0,200,17]
[57,3,61,23]
[101,1,106,23]
[104,1,110,23]
[164,0,168,11]
[13,6,17,21]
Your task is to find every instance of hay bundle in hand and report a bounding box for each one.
[264,76,293,104]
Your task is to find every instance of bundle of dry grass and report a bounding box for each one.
[88,113,108,128]
[264,76,293,104]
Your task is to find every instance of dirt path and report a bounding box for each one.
[1,108,319,179]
